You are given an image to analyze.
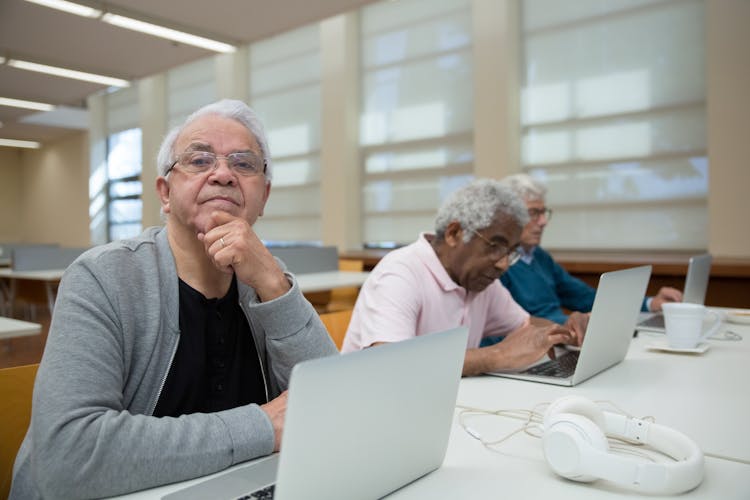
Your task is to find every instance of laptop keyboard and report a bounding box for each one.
[638,314,665,329]
[524,351,580,378]
[237,484,275,499]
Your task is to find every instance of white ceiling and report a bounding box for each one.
[0,0,376,145]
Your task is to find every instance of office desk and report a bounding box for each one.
[112,314,750,499]
[295,270,370,294]
[0,316,41,340]
[0,268,64,316]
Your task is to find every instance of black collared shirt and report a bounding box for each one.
[153,276,267,417]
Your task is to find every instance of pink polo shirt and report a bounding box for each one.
[341,233,529,352]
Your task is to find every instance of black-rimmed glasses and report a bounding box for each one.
[470,229,522,265]
[166,151,266,177]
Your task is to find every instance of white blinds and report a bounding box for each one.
[521,0,706,250]
[166,57,217,129]
[248,24,323,244]
[360,0,474,246]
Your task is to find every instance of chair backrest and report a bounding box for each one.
[268,246,339,274]
[319,309,353,351]
[0,363,39,499]
[12,245,87,271]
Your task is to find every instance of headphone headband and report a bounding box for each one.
[543,396,704,495]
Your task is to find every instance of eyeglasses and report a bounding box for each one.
[528,207,552,221]
[166,151,266,177]
[470,229,522,265]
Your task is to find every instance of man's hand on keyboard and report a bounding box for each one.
[564,312,589,347]
[496,322,574,368]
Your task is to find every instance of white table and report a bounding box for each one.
[0,316,42,340]
[295,270,370,294]
[0,268,65,316]
[112,312,750,499]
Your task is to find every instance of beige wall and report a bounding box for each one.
[706,0,750,259]
[13,132,90,247]
[1,0,748,259]
[0,149,24,242]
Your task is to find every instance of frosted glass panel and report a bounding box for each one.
[360,0,474,246]
[523,0,666,31]
[530,156,708,206]
[250,52,320,95]
[271,157,321,187]
[365,214,437,245]
[542,203,707,250]
[249,23,322,243]
[360,55,473,145]
[263,185,320,218]
[254,216,321,243]
[521,0,706,250]
[363,0,470,36]
[523,107,706,165]
[365,143,473,174]
[251,25,320,66]
[252,85,321,157]
[522,0,704,125]
[106,87,139,134]
[167,57,217,127]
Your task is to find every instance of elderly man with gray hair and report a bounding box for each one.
[342,178,581,377]
[481,173,682,348]
[10,99,337,499]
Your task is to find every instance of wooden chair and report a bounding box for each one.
[319,309,353,351]
[323,259,365,313]
[0,363,39,499]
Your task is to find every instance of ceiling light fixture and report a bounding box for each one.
[23,0,102,18]
[7,59,130,87]
[0,97,56,112]
[0,138,42,149]
[100,14,236,53]
[23,0,236,54]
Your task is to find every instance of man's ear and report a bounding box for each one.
[156,176,171,214]
[443,221,464,247]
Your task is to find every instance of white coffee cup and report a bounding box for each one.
[662,303,721,349]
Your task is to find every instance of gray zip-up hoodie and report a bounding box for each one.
[10,226,338,499]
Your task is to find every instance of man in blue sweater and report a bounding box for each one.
[482,174,682,347]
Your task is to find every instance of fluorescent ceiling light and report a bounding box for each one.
[23,0,102,18]
[7,59,130,88]
[0,138,42,149]
[0,97,56,112]
[101,13,236,53]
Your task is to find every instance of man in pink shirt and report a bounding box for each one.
[342,179,584,377]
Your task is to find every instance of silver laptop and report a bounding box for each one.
[637,253,712,332]
[486,265,651,387]
[162,326,468,500]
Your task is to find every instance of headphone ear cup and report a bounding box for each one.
[544,395,606,429]
[543,412,609,483]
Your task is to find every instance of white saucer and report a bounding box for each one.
[646,340,710,354]
[725,310,750,325]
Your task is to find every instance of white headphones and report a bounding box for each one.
[542,395,704,495]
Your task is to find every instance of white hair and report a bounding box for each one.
[155,99,272,182]
[434,179,530,242]
[499,173,546,202]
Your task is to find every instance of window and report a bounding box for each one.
[521,0,706,250]
[360,0,475,247]
[106,128,142,240]
[248,24,323,244]
[89,87,142,243]
[167,57,217,128]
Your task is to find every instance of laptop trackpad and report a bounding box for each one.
[162,454,279,500]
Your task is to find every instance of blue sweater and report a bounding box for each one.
[481,246,647,347]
